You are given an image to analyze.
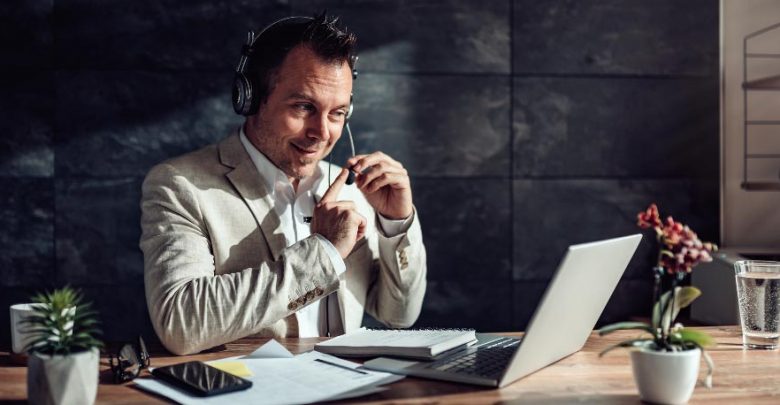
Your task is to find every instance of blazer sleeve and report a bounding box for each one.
[364,208,427,328]
[140,163,340,355]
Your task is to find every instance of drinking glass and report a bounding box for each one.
[734,260,780,349]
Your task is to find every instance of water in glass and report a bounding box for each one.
[735,261,780,349]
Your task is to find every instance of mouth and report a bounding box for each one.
[291,143,322,158]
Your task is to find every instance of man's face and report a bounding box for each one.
[246,45,353,180]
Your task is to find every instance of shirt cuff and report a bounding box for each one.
[377,211,414,237]
[313,234,346,276]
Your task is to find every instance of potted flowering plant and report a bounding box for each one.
[599,204,718,404]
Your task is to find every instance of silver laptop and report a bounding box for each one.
[364,234,642,388]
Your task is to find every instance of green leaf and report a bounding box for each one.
[23,286,102,355]
[671,328,715,348]
[653,287,701,333]
[598,322,655,337]
[599,339,652,357]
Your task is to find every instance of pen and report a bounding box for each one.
[314,358,368,375]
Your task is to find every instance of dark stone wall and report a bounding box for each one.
[1,0,719,346]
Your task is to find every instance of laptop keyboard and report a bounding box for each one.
[426,336,520,380]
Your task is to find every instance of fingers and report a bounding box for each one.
[346,152,407,190]
[362,172,409,193]
[357,162,407,190]
[320,168,349,203]
[347,152,403,173]
[315,200,367,239]
[317,200,358,212]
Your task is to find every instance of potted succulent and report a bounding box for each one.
[599,204,718,404]
[23,287,102,405]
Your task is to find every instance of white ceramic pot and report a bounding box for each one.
[630,347,701,404]
[27,347,99,405]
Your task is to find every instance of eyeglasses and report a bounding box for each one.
[109,336,150,383]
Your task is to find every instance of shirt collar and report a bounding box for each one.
[238,125,324,198]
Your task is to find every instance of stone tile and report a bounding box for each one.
[56,178,144,286]
[0,72,54,177]
[0,178,54,287]
[55,71,242,177]
[412,178,511,281]
[292,0,510,73]
[0,0,52,68]
[511,282,548,331]
[79,283,157,344]
[598,279,655,327]
[513,77,719,178]
[414,280,513,331]
[512,0,718,76]
[348,74,510,177]
[54,0,288,70]
[513,179,719,281]
[512,279,654,334]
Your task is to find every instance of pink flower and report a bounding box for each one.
[637,204,718,275]
[637,204,662,228]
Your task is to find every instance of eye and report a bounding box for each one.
[292,103,315,114]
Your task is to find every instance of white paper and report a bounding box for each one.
[133,340,402,405]
[242,338,295,359]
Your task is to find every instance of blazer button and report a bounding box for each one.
[297,297,306,305]
[288,302,298,311]
[314,287,324,296]
[306,291,315,301]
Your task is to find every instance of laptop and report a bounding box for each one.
[363,234,642,388]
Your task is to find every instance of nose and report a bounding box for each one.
[306,112,331,143]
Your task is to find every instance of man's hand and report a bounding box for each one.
[347,152,413,220]
[311,168,367,259]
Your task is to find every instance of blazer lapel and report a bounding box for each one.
[219,132,287,261]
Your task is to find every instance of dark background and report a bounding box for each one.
[1,0,719,347]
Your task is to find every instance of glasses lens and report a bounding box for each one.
[138,336,150,368]
[113,343,140,383]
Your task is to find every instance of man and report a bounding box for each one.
[140,14,427,355]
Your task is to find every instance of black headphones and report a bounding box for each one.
[232,16,358,119]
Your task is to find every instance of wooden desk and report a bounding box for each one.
[1,326,779,404]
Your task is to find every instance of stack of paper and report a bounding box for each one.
[315,327,477,359]
[134,340,403,405]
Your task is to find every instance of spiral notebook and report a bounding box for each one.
[314,327,477,360]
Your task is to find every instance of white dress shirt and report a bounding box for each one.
[239,127,412,337]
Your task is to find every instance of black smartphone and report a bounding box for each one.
[151,361,252,397]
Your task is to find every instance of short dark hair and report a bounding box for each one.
[248,12,357,105]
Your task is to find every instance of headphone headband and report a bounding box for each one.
[233,16,314,116]
[232,15,357,118]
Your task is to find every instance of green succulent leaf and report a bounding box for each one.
[22,286,103,355]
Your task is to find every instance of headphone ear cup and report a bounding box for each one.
[232,73,253,116]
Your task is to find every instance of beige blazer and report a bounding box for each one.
[140,131,427,355]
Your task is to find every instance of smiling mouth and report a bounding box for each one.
[291,143,321,155]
